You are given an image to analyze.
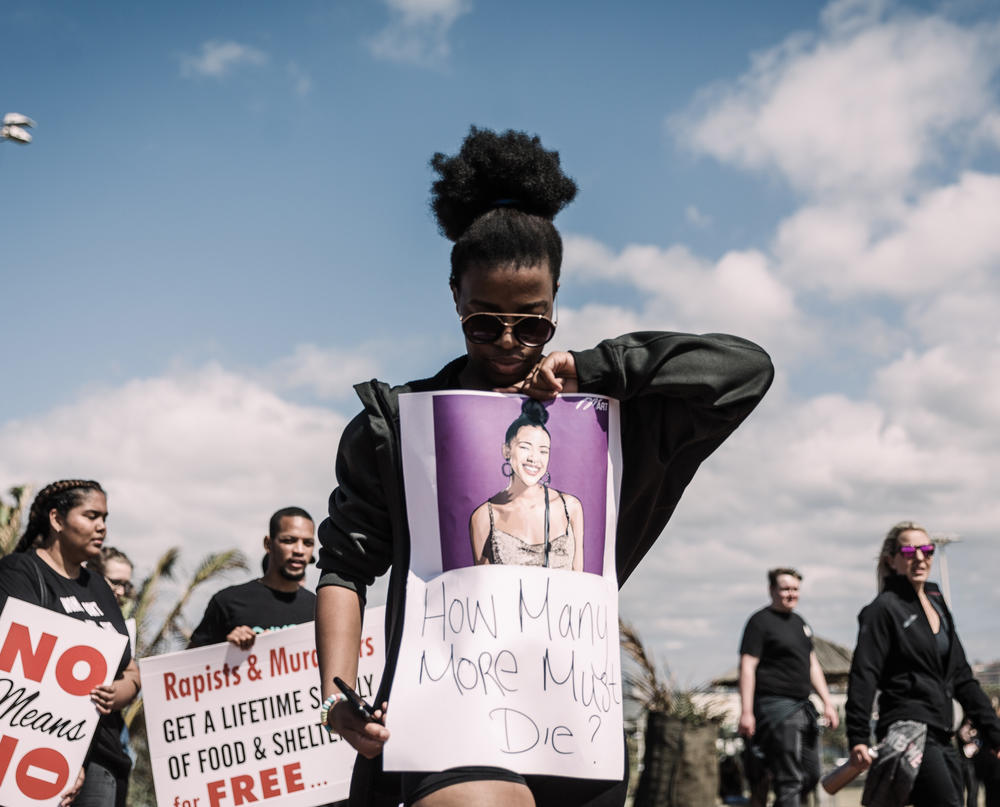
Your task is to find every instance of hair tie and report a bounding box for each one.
[492,198,521,208]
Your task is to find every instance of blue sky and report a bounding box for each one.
[4,1,806,410]
[3,0,1000,685]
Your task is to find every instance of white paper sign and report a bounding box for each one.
[0,598,128,807]
[140,610,384,807]
[384,392,624,779]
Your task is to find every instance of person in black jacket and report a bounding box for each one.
[314,126,774,807]
[846,521,1000,807]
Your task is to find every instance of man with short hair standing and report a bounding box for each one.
[738,568,839,807]
[189,506,316,649]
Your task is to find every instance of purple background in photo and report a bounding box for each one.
[433,395,610,575]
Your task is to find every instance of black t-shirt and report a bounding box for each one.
[739,606,814,701]
[188,579,316,648]
[0,550,132,775]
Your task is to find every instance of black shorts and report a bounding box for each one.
[398,735,629,806]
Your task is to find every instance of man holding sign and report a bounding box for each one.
[0,479,137,807]
[189,507,317,650]
[314,127,774,806]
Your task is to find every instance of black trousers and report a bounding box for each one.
[910,735,962,807]
[759,706,819,807]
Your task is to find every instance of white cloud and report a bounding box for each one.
[549,303,643,355]
[624,2,1000,682]
[873,343,1000,445]
[774,172,1000,298]
[262,343,382,400]
[907,290,1000,348]
[0,364,348,630]
[369,0,469,66]
[684,205,712,228]
[559,234,811,363]
[819,0,891,36]
[179,40,269,79]
[976,111,1000,149]
[287,62,313,97]
[672,7,1000,200]
[620,359,1000,680]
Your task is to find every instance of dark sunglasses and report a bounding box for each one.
[460,312,556,348]
[895,544,935,559]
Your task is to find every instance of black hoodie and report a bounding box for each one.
[316,331,774,803]
[846,574,1000,751]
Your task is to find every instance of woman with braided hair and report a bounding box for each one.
[314,126,774,806]
[0,480,139,807]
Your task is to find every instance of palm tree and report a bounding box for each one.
[0,484,31,555]
[131,546,248,657]
[125,546,249,807]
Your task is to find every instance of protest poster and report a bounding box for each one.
[0,597,128,807]
[140,609,384,807]
[384,392,624,779]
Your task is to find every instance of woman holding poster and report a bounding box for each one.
[469,398,584,571]
[0,479,139,807]
[315,127,774,806]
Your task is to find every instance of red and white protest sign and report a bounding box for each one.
[0,598,127,807]
[140,609,384,807]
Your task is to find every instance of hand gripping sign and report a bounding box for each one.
[140,609,384,807]
[0,598,127,807]
[385,392,624,779]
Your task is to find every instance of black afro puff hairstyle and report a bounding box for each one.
[430,126,578,287]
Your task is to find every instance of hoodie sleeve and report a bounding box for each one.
[846,600,893,748]
[570,332,774,583]
[315,412,395,606]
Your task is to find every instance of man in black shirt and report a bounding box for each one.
[738,567,839,807]
[189,507,317,649]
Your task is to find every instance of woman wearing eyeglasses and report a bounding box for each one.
[845,521,1000,807]
[314,126,774,807]
[93,546,135,609]
[469,398,584,571]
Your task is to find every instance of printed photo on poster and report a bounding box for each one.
[409,392,614,579]
[388,392,623,779]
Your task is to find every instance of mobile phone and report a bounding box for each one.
[333,676,378,721]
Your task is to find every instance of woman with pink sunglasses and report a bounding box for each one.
[846,521,1000,807]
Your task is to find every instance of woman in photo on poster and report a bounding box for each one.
[314,126,774,807]
[469,398,584,570]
